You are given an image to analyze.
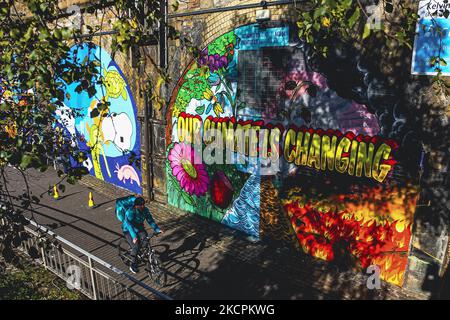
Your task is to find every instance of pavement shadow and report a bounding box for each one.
[150,212,393,299]
[167,236,391,300]
[157,233,206,288]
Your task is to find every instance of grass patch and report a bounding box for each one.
[0,254,86,300]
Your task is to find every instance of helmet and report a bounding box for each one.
[134,197,145,207]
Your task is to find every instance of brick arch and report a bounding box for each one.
[198,1,295,49]
[165,19,290,146]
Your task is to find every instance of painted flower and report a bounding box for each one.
[213,102,223,117]
[168,143,209,196]
[203,88,224,117]
[203,88,214,100]
[197,48,229,73]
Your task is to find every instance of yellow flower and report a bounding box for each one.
[130,18,138,29]
[213,102,223,117]
[322,17,331,28]
[2,90,13,100]
[203,88,214,100]
[5,122,17,138]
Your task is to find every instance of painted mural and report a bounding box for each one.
[57,43,142,194]
[166,23,420,286]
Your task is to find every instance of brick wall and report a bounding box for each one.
[157,1,298,205]
[162,0,450,298]
[42,0,449,299]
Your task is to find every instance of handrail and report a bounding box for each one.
[24,217,173,301]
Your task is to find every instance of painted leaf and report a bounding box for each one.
[196,105,205,115]
[181,191,195,206]
[170,175,182,192]
[206,103,213,114]
[217,92,225,107]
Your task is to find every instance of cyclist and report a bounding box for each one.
[122,196,163,274]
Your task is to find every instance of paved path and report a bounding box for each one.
[2,167,425,300]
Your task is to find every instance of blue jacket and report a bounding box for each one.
[122,207,161,239]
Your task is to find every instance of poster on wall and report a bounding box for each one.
[57,43,142,194]
[412,0,450,75]
[166,23,420,287]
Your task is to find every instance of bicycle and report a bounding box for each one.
[117,232,166,287]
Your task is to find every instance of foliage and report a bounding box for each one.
[0,253,85,300]
[0,0,184,277]
[295,0,449,88]
[297,1,418,55]
[207,30,237,56]
[174,68,212,113]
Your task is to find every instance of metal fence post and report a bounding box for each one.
[88,257,98,300]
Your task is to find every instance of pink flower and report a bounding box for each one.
[168,143,209,196]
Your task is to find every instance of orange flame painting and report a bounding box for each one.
[283,184,419,286]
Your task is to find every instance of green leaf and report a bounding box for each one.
[307,85,318,97]
[67,176,76,185]
[313,22,320,31]
[362,23,371,39]
[313,7,326,19]
[181,192,194,206]
[195,105,205,115]
[348,8,361,28]
[20,154,33,169]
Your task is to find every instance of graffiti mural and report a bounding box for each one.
[166,23,420,286]
[58,43,142,194]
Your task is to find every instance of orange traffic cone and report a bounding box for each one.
[53,185,60,200]
[88,192,95,208]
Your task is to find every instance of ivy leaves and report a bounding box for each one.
[0,0,189,270]
[296,0,421,58]
[297,0,364,56]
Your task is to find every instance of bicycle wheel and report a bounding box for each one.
[147,251,166,287]
[118,239,131,266]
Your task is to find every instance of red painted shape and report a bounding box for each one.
[210,171,234,209]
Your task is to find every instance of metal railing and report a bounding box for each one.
[8,217,172,300]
